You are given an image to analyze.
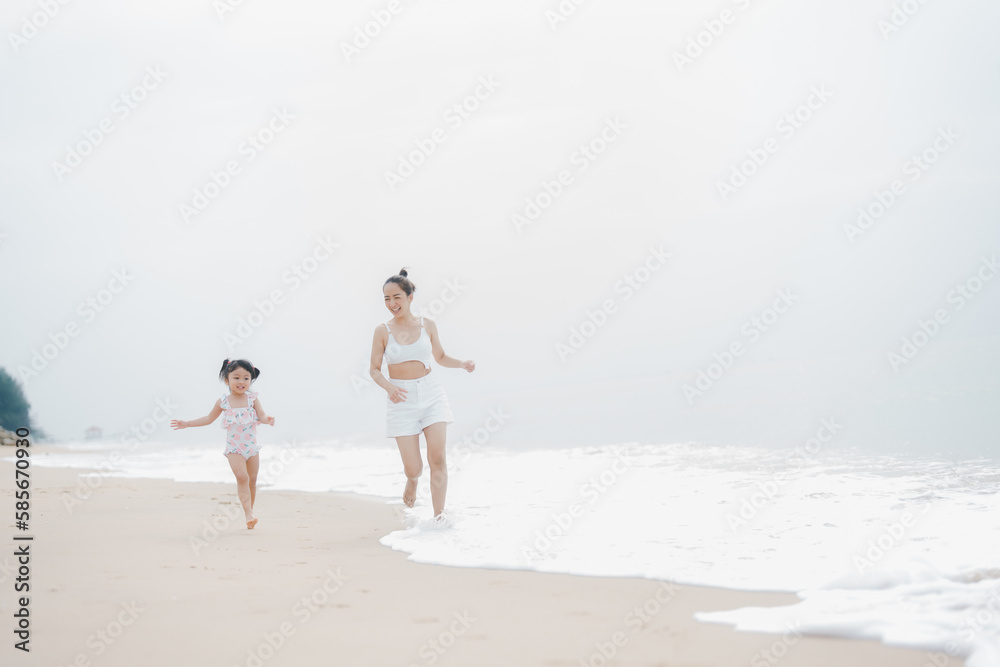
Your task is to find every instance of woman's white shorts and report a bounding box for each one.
[386,373,454,437]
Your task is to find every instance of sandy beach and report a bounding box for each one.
[0,453,964,667]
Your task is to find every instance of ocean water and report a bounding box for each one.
[17,438,1000,666]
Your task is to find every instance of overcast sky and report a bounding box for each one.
[2,0,998,455]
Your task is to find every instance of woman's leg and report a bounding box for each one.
[395,434,422,507]
[246,454,260,509]
[423,422,448,517]
[226,453,256,528]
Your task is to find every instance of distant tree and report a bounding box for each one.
[0,368,31,432]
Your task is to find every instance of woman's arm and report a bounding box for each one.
[369,326,398,392]
[253,397,275,426]
[370,326,408,402]
[426,319,475,372]
[170,400,223,429]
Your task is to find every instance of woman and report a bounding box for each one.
[369,268,475,519]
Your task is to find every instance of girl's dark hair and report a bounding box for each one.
[383,267,416,296]
[219,359,261,382]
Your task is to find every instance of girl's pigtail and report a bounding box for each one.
[219,359,232,381]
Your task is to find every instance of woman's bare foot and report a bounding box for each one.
[403,478,418,508]
[247,518,258,530]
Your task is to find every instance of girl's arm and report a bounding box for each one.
[253,397,275,426]
[425,319,475,372]
[170,400,223,429]
[369,325,408,401]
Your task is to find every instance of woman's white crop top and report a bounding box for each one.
[384,318,432,369]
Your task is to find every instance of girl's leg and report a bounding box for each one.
[226,453,257,528]
[246,454,260,509]
[395,434,422,508]
[423,422,448,517]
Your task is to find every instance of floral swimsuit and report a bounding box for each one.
[221,391,261,459]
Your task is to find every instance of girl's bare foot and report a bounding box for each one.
[247,518,258,530]
[403,478,418,508]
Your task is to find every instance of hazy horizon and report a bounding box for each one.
[2,0,998,457]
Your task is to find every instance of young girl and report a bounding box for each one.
[170,359,276,530]
[369,268,475,520]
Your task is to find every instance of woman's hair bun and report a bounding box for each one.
[384,267,416,296]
